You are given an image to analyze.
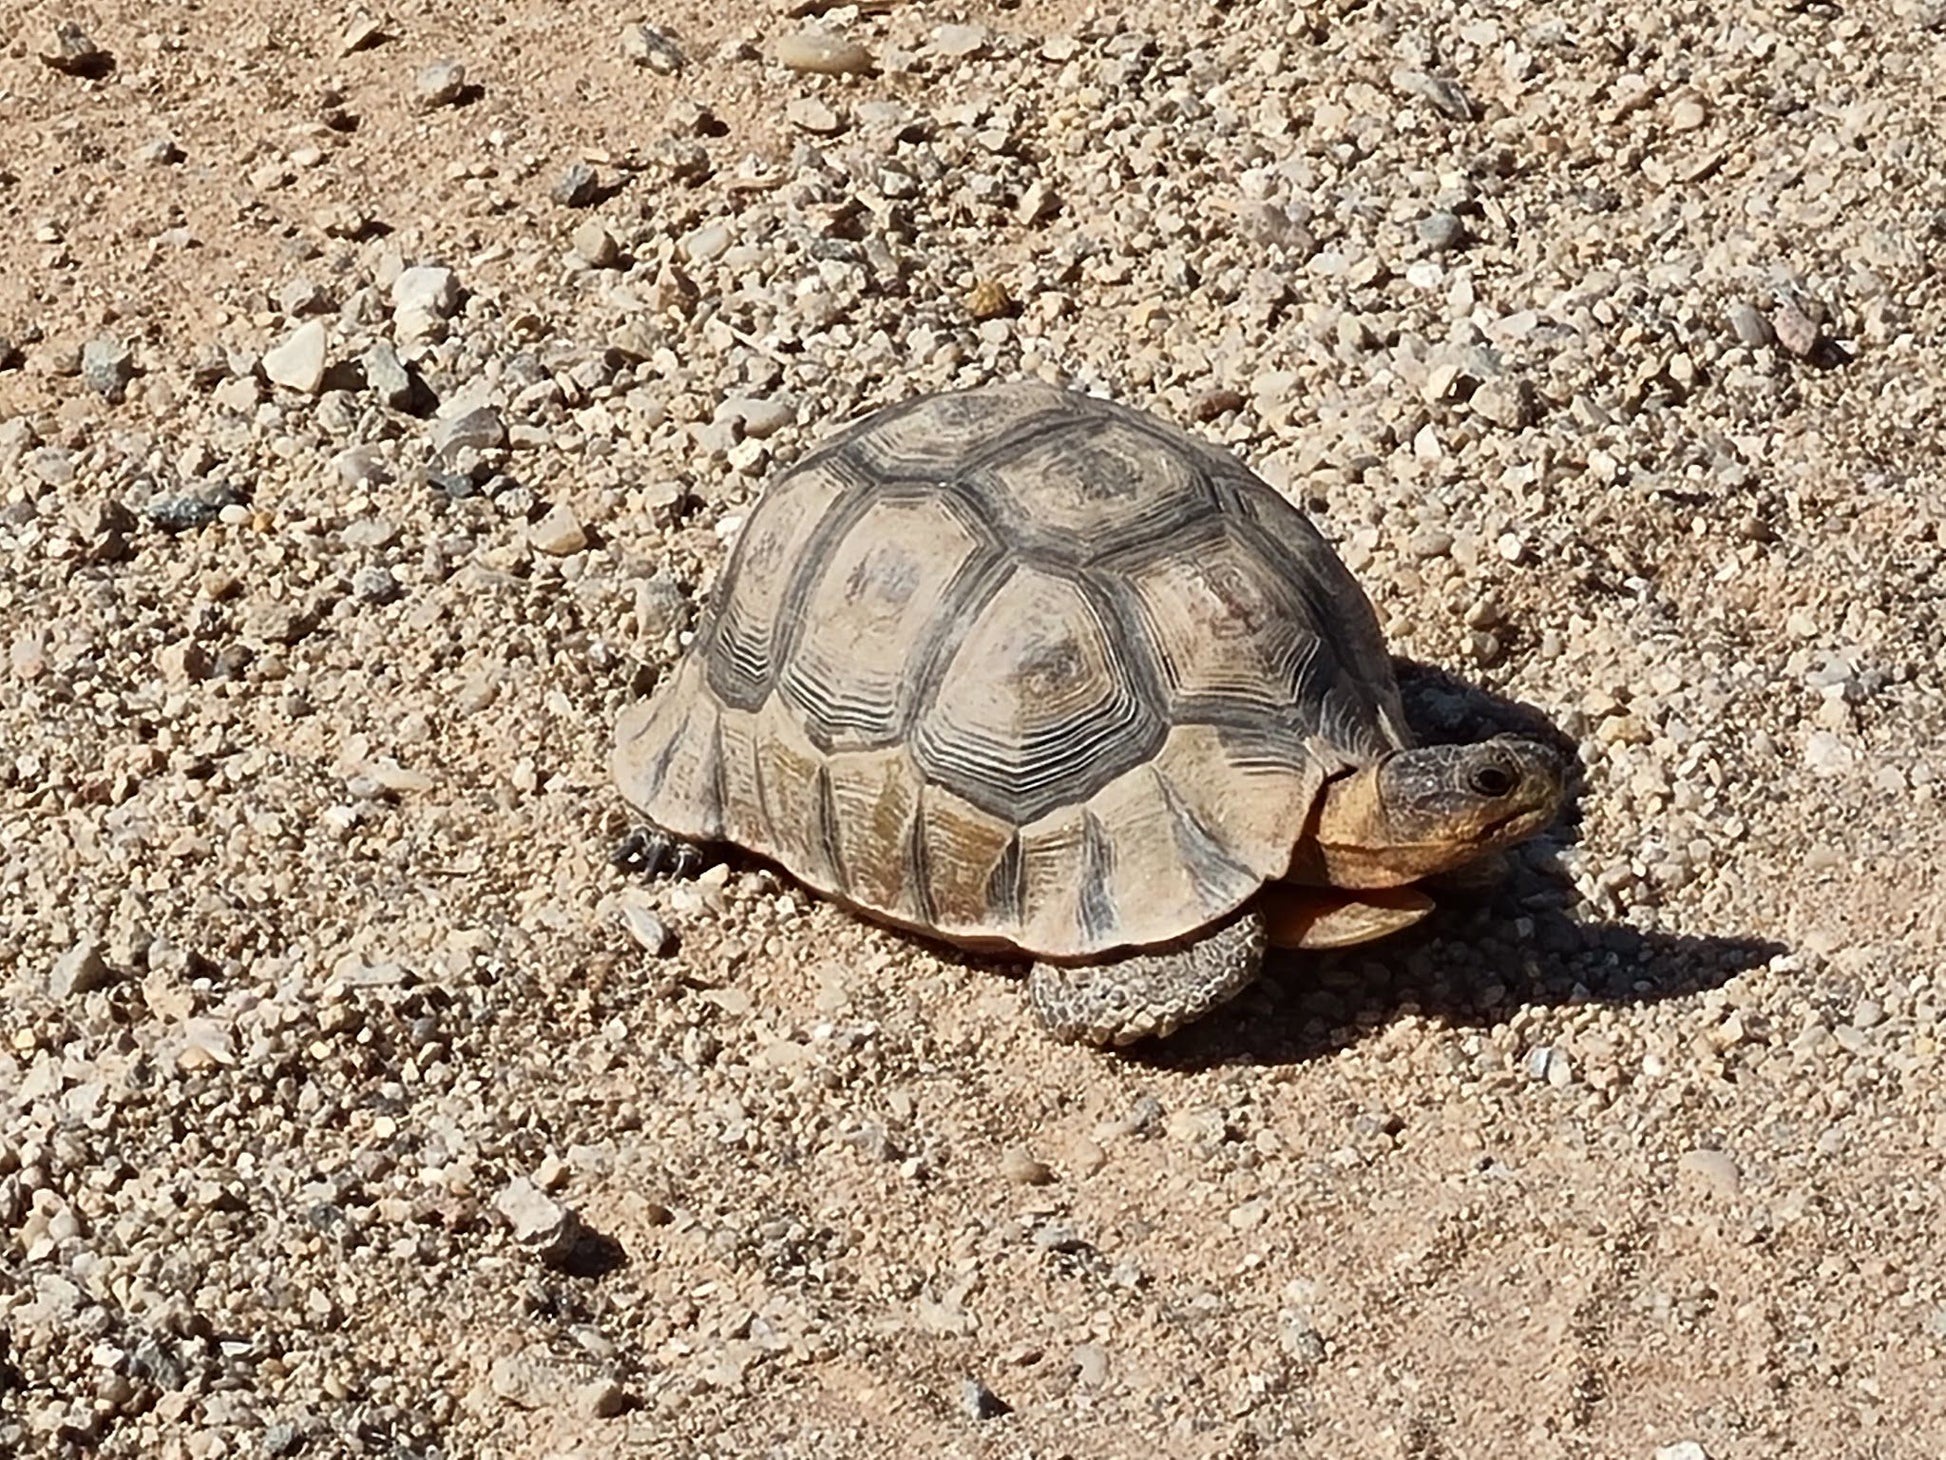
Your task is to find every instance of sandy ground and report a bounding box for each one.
[2,1,1944,1456]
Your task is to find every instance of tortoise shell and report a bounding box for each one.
[613,382,1413,958]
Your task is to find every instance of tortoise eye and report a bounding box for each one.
[1468,763,1518,798]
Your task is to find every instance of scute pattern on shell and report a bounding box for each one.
[614,382,1411,958]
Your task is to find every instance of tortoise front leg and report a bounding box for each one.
[1027,908,1267,1047]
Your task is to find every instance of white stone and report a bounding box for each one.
[262,321,329,393]
[773,31,874,76]
[392,266,459,341]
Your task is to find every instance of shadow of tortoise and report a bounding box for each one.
[1122,901,1783,1072]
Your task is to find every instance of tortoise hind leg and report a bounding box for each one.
[612,821,708,880]
[1028,908,1267,1047]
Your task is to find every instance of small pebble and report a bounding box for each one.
[492,1178,584,1265]
[1192,387,1247,421]
[413,60,469,110]
[333,445,392,487]
[785,97,845,136]
[340,15,385,54]
[279,278,331,315]
[572,221,620,269]
[773,31,875,76]
[146,490,233,533]
[1728,303,1774,349]
[1771,297,1823,358]
[1668,93,1710,132]
[999,1147,1054,1186]
[1017,179,1058,225]
[620,23,684,73]
[351,566,401,605]
[616,894,673,956]
[361,340,413,408]
[931,24,990,59]
[1409,528,1454,559]
[1418,211,1468,252]
[81,337,136,402]
[965,279,1012,321]
[39,22,112,77]
[551,163,600,209]
[431,407,505,457]
[633,578,690,640]
[155,640,211,684]
[49,941,113,998]
[572,1378,629,1419]
[1677,1148,1742,1198]
[682,225,732,263]
[1468,377,1533,429]
[960,1376,1009,1420]
[717,396,794,440]
[528,503,587,556]
[1390,67,1475,121]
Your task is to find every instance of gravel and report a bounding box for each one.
[1,0,1943,1455]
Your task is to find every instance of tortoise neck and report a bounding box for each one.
[1297,758,1431,890]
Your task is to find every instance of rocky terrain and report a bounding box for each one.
[2,0,1943,1455]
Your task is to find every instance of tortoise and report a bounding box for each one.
[613,382,1566,1045]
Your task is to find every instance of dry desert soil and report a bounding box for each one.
[3,1,1944,1457]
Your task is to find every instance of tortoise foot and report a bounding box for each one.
[612,822,707,880]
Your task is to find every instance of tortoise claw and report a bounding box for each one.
[613,823,706,880]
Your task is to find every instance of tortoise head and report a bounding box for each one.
[1304,735,1568,889]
